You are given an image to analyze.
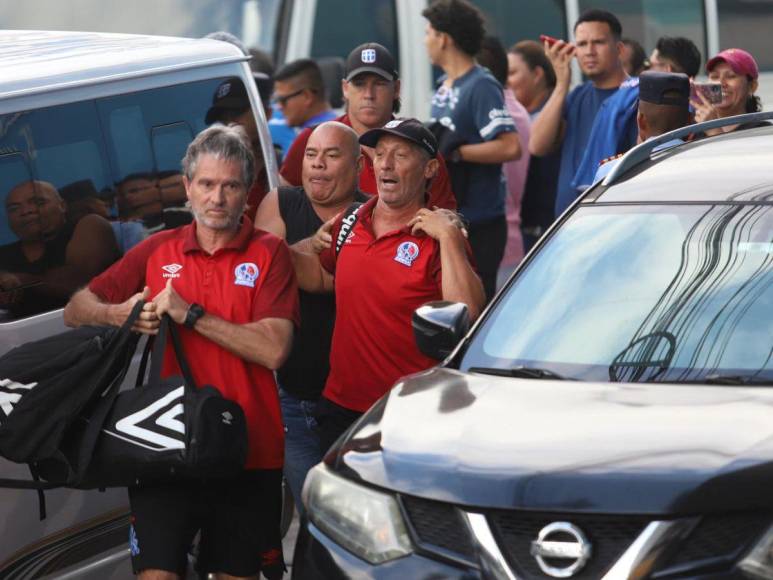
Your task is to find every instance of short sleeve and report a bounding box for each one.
[472,76,515,142]
[88,234,166,302]
[428,155,457,210]
[251,237,300,326]
[279,128,313,186]
[318,216,343,275]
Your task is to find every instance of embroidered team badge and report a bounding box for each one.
[394,241,419,267]
[162,263,182,278]
[234,262,259,287]
[361,48,377,63]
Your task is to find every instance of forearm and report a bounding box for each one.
[458,134,521,164]
[438,231,485,321]
[64,287,122,328]
[289,245,334,292]
[192,315,291,369]
[529,83,569,156]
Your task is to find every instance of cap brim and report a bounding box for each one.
[345,66,395,82]
[359,127,436,157]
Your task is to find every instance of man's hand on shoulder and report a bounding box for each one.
[408,207,467,241]
[152,280,189,325]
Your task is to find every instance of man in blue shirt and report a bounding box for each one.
[530,10,633,217]
[423,0,521,300]
[270,59,337,160]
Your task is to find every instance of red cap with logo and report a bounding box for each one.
[706,48,759,80]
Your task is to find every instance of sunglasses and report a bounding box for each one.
[272,88,307,106]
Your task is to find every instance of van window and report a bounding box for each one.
[717,0,773,71]
[0,76,262,321]
[475,0,566,46]
[310,0,399,65]
[577,0,706,59]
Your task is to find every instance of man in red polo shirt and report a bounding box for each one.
[63,125,298,580]
[292,118,484,453]
[280,42,457,210]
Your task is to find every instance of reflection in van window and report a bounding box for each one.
[0,76,259,321]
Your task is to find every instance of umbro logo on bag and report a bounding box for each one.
[162,264,183,278]
[103,386,186,451]
[0,378,37,421]
[221,411,233,425]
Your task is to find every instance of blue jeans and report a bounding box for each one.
[278,387,323,516]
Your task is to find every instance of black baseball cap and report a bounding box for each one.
[639,71,690,107]
[359,118,438,157]
[205,78,250,124]
[345,42,399,82]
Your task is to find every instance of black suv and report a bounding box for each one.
[293,113,773,580]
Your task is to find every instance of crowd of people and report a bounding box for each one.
[0,1,764,578]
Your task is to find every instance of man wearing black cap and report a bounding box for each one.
[595,71,690,182]
[205,77,270,220]
[279,42,457,210]
[291,117,484,452]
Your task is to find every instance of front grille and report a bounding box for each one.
[654,512,770,576]
[488,510,650,579]
[400,495,476,561]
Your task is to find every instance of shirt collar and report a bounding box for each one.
[182,217,253,254]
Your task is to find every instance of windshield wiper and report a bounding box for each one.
[468,366,571,380]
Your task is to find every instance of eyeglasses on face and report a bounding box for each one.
[272,87,307,106]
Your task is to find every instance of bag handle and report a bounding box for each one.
[147,315,198,392]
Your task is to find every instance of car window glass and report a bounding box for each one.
[462,204,773,383]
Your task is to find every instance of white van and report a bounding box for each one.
[0,30,275,578]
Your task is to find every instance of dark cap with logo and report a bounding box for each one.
[345,42,399,82]
[639,71,690,107]
[205,78,250,124]
[359,118,438,157]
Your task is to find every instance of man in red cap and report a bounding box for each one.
[279,43,457,210]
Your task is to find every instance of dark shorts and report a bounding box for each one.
[128,469,284,578]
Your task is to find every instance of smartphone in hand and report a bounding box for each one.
[691,82,723,104]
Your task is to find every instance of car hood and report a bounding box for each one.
[330,368,773,514]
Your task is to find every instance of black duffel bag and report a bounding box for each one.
[0,302,143,470]
[71,315,248,488]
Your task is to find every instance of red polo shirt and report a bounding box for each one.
[280,114,457,210]
[319,196,443,412]
[89,219,300,469]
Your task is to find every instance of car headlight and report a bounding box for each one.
[740,523,773,579]
[302,463,413,564]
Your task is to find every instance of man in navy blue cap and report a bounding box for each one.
[290,117,484,453]
[595,71,690,182]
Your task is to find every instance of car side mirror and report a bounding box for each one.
[412,301,470,361]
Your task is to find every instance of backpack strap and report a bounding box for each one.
[335,202,363,256]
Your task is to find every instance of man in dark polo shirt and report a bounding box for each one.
[279,42,457,210]
[63,124,299,580]
[254,120,367,513]
[291,118,484,452]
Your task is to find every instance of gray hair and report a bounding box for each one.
[182,124,256,187]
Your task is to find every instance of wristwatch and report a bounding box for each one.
[184,303,205,329]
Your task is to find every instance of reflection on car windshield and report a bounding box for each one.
[462,204,773,383]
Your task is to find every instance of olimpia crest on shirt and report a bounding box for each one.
[394,241,419,267]
[234,262,260,287]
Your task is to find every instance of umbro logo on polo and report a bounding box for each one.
[162,263,183,278]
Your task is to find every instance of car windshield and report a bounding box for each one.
[461,204,773,383]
